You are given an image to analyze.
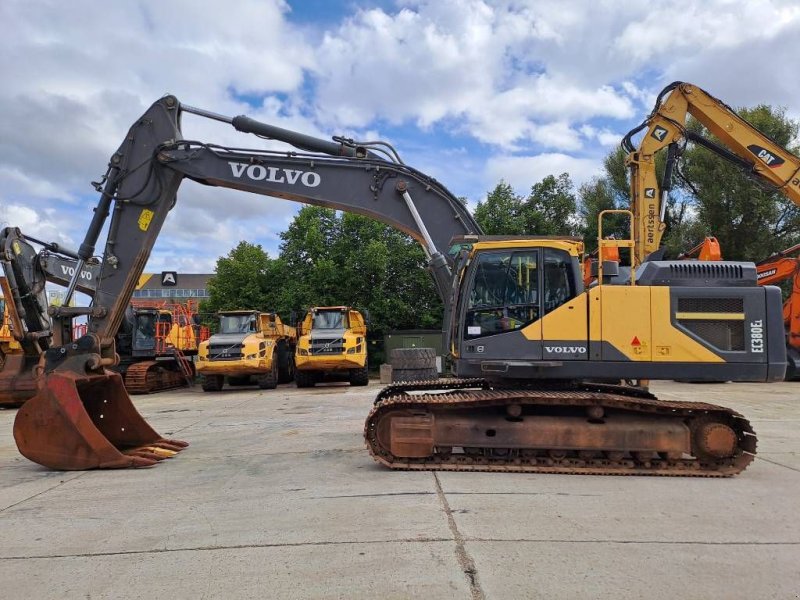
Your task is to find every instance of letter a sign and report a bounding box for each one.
[161,271,178,286]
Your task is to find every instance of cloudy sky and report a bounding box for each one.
[2,0,800,273]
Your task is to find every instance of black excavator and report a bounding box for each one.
[0,229,195,404]
[2,92,787,474]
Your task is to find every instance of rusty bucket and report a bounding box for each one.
[13,370,188,470]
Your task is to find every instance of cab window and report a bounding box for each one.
[465,250,539,338]
[543,248,576,314]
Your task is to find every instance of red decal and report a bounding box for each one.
[631,336,641,346]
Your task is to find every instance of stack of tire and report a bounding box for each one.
[389,347,438,383]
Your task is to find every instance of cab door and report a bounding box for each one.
[540,247,588,360]
[460,249,543,361]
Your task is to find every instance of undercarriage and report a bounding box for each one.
[365,379,756,476]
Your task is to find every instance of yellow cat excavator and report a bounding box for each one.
[2,90,787,474]
[623,81,800,378]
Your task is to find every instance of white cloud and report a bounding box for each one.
[485,153,603,195]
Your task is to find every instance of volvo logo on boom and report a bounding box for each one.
[228,162,321,187]
[59,265,93,281]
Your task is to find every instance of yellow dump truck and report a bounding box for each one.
[295,306,369,387]
[197,310,296,391]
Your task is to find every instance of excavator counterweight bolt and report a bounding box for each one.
[506,404,522,418]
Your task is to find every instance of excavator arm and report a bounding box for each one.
[7,95,480,470]
[60,96,478,347]
[623,81,800,264]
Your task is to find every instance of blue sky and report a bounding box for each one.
[2,0,800,273]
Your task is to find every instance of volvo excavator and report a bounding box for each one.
[2,90,787,474]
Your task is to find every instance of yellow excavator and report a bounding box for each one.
[1,87,788,474]
[623,81,800,377]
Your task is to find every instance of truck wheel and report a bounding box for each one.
[389,347,436,370]
[392,367,438,383]
[295,369,315,388]
[258,360,278,389]
[277,342,294,383]
[201,374,224,392]
[349,363,369,386]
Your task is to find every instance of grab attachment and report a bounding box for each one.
[13,334,188,470]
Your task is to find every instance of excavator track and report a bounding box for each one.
[364,379,756,477]
[123,361,191,395]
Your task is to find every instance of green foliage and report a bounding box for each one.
[523,173,578,236]
[474,174,578,237]
[473,181,526,235]
[200,241,287,320]
[577,148,631,252]
[278,207,442,337]
[204,207,442,345]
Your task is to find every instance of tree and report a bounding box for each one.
[577,148,632,252]
[277,206,442,338]
[473,181,525,235]
[200,241,288,326]
[522,173,578,236]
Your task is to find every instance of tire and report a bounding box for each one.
[227,375,251,386]
[389,347,436,370]
[201,374,224,392]
[257,360,278,389]
[392,366,438,383]
[349,363,369,386]
[277,342,294,384]
[295,368,316,388]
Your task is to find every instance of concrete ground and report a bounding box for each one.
[0,379,798,600]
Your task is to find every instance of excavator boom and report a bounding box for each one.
[624,81,800,264]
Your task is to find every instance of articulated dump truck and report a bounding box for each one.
[295,306,369,387]
[197,310,296,391]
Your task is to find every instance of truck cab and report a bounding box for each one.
[197,310,296,391]
[295,306,369,387]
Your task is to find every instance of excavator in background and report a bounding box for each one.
[295,306,369,388]
[0,228,205,399]
[2,91,786,474]
[623,81,800,266]
[756,243,800,379]
[678,237,722,262]
[623,81,800,379]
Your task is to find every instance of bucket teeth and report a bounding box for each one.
[13,370,190,470]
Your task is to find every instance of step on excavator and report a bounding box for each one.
[2,84,792,473]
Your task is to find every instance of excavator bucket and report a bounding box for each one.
[13,370,188,470]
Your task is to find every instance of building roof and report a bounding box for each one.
[136,273,213,290]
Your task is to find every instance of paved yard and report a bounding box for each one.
[0,380,798,599]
